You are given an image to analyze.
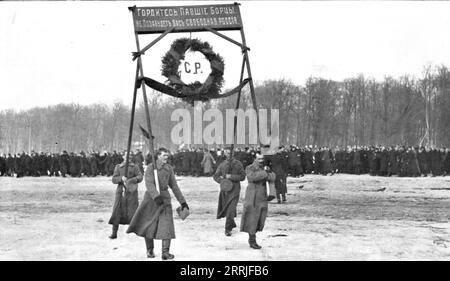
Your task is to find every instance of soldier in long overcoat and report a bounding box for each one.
[69,153,81,177]
[181,150,191,176]
[379,148,389,176]
[213,148,245,236]
[88,152,98,176]
[240,153,276,249]
[108,157,143,239]
[333,147,345,174]
[201,149,216,176]
[430,148,442,176]
[0,155,6,176]
[59,151,70,177]
[194,149,204,176]
[407,147,421,177]
[127,148,189,260]
[418,147,430,176]
[49,153,60,177]
[321,147,333,175]
[6,154,15,176]
[287,146,303,177]
[352,148,362,175]
[313,148,322,174]
[443,148,450,175]
[267,148,289,203]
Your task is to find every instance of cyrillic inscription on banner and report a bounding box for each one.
[133,4,242,34]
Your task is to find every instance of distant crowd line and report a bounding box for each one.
[1,145,449,178]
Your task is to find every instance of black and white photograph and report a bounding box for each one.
[0,0,449,268]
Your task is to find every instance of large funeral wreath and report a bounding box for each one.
[161,38,225,100]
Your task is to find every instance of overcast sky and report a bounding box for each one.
[1,1,450,111]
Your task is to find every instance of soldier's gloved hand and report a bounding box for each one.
[121,176,127,183]
[154,195,164,206]
[181,202,189,211]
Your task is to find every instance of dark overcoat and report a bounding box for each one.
[418,151,430,174]
[321,150,332,174]
[267,153,288,194]
[379,150,389,175]
[108,161,143,225]
[201,152,216,175]
[443,152,450,174]
[126,160,186,240]
[303,150,314,173]
[240,161,276,234]
[213,158,245,219]
[287,149,303,176]
[430,150,442,175]
[407,150,421,176]
[181,151,191,173]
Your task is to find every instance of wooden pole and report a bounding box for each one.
[130,7,160,193]
[231,56,246,158]
[123,62,140,184]
[239,27,261,146]
[205,27,250,51]
[132,27,175,61]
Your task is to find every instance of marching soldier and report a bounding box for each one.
[181,149,191,176]
[287,146,303,177]
[127,148,189,260]
[201,149,216,177]
[108,155,143,239]
[213,147,245,236]
[267,147,289,203]
[240,152,276,249]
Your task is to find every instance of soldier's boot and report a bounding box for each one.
[276,194,281,204]
[249,234,262,250]
[161,239,174,260]
[109,224,118,239]
[282,194,287,203]
[145,237,155,258]
[225,217,236,236]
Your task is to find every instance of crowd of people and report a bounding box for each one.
[1,145,449,178]
[171,145,450,178]
[0,150,144,178]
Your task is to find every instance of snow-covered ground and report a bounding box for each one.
[0,174,449,260]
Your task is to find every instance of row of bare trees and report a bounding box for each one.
[1,65,450,154]
[234,64,450,148]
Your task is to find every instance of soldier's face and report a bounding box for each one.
[256,154,265,166]
[158,152,169,164]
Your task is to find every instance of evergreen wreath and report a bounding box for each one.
[161,38,225,101]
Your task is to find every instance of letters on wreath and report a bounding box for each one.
[161,38,225,100]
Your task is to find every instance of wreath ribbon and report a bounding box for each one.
[137,76,250,103]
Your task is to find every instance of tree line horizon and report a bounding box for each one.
[1,64,449,154]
